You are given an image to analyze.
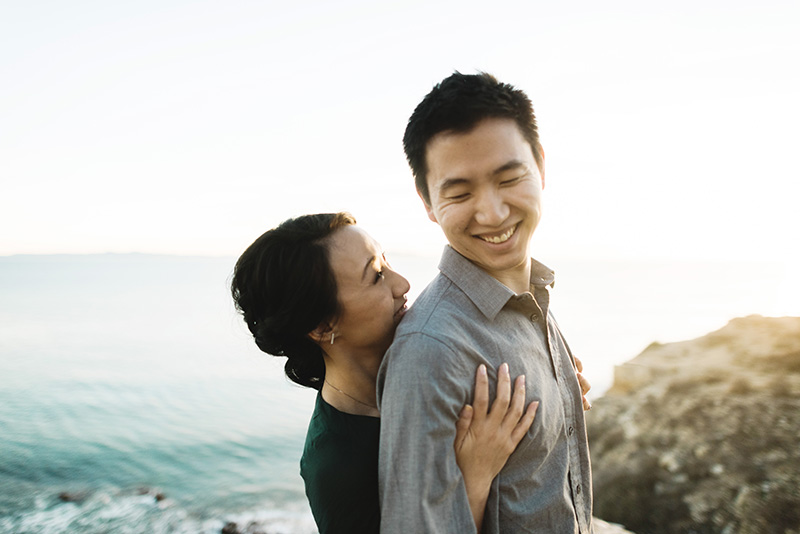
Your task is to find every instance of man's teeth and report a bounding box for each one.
[480,225,516,244]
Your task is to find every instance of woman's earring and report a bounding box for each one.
[330,332,335,345]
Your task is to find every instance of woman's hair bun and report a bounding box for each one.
[231,213,355,389]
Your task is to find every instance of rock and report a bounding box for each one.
[221,522,240,534]
[244,521,266,534]
[57,490,91,503]
[136,486,166,502]
[587,315,800,534]
[593,517,636,534]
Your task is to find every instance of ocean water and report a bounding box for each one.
[0,253,795,533]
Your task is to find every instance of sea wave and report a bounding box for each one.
[0,487,317,534]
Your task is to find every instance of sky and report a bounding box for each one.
[1,0,798,267]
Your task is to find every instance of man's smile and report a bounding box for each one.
[475,223,518,244]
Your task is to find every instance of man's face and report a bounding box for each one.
[423,117,544,287]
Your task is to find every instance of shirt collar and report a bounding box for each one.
[438,245,555,321]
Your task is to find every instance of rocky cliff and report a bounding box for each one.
[586,315,800,534]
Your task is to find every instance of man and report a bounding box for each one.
[377,72,593,533]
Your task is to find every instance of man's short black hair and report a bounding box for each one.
[403,71,543,204]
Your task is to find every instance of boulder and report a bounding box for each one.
[587,316,800,534]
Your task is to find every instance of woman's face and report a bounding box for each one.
[326,225,410,357]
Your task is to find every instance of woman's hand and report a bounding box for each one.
[453,363,538,531]
[574,355,592,411]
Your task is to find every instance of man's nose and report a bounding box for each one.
[474,189,509,226]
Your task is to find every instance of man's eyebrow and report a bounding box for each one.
[361,255,377,282]
[492,159,527,175]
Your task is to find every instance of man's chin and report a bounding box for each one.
[462,246,529,270]
[476,254,532,279]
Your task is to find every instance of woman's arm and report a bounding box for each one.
[453,363,538,532]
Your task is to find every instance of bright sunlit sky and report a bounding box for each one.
[1,0,798,266]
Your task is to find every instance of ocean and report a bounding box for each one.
[0,252,795,533]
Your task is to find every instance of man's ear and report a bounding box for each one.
[418,190,438,224]
[538,147,546,190]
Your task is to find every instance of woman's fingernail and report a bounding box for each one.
[501,362,509,375]
[479,364,487,376]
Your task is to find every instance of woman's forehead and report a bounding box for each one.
[328,226,382,275]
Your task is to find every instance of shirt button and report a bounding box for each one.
[530,314,539,322]
[568,426,574,436]
[576,485,582,495]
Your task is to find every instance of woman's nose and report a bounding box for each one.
[389,268,410,296]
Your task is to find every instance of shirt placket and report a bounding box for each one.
[534,285,591,533]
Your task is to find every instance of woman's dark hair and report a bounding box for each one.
[231,212,356,389]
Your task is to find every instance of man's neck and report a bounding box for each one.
[488,262,532,295]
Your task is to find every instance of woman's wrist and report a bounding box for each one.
[462,470,493,497]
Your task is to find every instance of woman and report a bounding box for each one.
[231,212,541,533]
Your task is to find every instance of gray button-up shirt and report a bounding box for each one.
[377,246,593,534]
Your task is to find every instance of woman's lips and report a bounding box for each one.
[394,299,408,319]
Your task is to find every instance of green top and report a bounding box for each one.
[300,392,380,534]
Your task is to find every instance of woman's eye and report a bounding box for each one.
[501,176,521,186]
[374,271,385,283]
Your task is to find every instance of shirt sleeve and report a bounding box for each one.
[376,332,478,534]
